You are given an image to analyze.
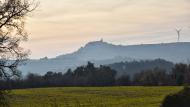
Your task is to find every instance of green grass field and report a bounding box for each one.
[10,86,182,107]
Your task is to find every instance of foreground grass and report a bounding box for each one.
[10,86,182,107]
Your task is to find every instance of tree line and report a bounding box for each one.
[1,62,190,89]
[109,59,174,76]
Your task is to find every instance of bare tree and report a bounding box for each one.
[0,0,37,81]
[0,1,37,106]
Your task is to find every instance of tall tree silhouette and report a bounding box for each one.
[0,0,37,82]
[0,0,37,106]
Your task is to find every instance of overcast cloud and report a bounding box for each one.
[22,0,190,58]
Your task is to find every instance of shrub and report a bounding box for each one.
[161,86,190,107]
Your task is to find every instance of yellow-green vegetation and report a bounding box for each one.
[10,87,182,107]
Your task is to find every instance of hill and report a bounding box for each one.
[19,41,190,74]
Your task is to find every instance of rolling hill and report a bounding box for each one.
[18,40,190,75]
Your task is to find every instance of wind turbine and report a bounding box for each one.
[175,28,182,42]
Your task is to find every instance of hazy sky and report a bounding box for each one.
[22,0,190,59]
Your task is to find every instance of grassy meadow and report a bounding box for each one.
[10,86,182,107]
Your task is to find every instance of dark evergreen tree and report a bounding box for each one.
[171,63,188,85]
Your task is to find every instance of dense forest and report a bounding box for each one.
[108,59,174,76]
[0,60,190,89]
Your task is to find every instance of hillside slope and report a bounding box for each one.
[19,41,190,74]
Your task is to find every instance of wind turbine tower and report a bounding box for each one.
[175,28,182,42]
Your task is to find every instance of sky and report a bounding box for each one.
[22,0,190,59]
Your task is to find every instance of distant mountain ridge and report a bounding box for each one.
[19,41,190,75]
[57,41,190,62]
